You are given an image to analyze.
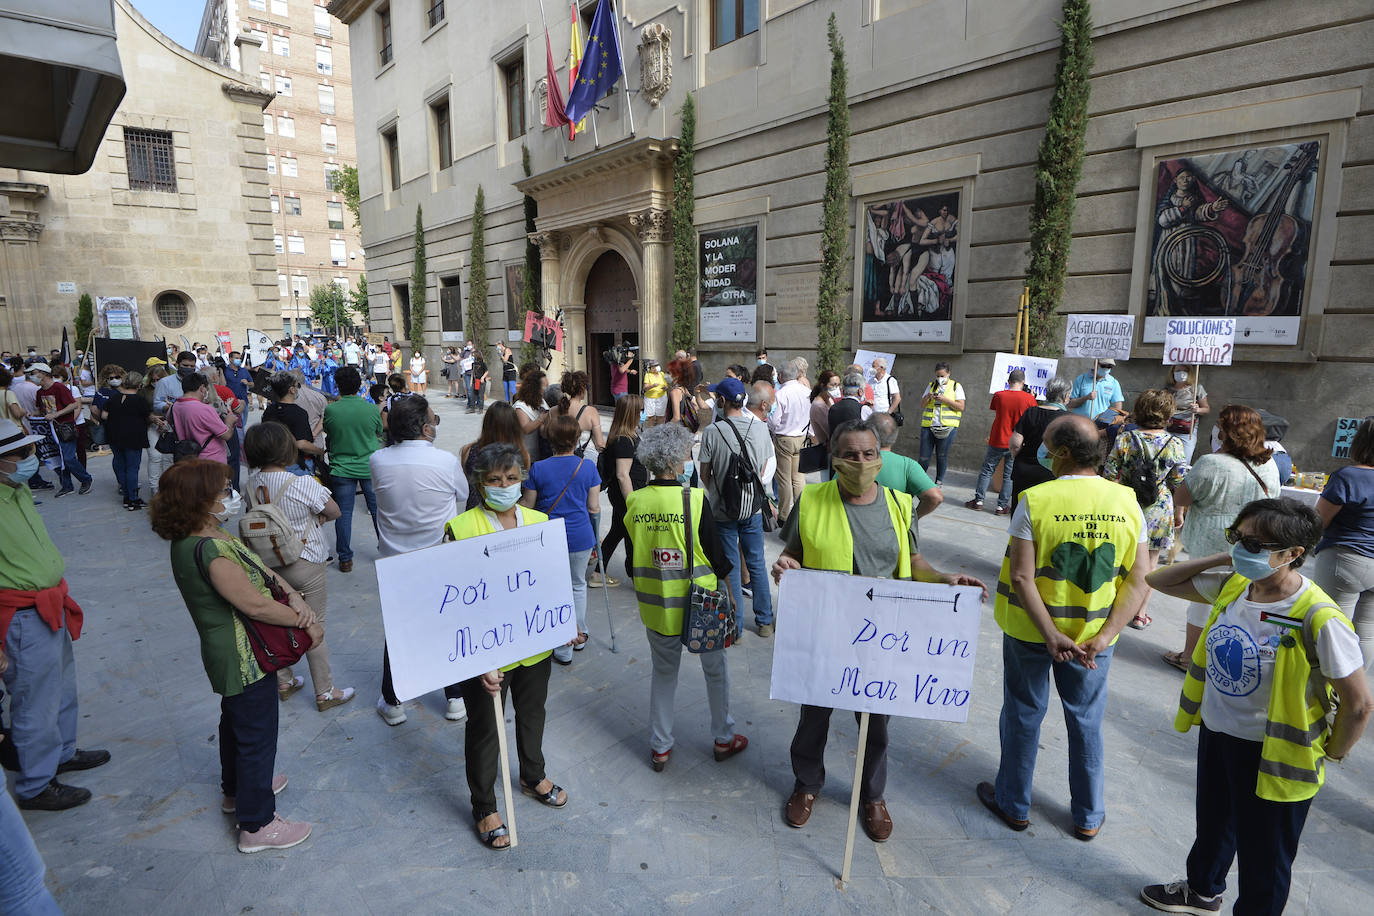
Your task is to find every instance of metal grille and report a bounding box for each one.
[426,1,445,28]
[155,292,189,328]
[124,128,178,192]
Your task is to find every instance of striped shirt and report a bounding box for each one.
[244,470,332,564]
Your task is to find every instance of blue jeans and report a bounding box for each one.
[0,790,61,915]
[553,547,593,663]
[918,426,958,485]
[2,610,79,798]
[219,674,279,832]
[329,474,378,564]
[973,445,1013,508]
[111,446,143,500]
[504,379,517,401]
[56,436,92,490]
[717,514,773,626]
[994,634,1114,830]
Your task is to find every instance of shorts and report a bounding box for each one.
[645,395,667,417]
[412,372,427,384]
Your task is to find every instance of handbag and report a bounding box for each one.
[193,538,313,673]
[1166,414,1194,435]
[54,422,77,442]
[680,488,738,653]
[886,377,904,427]
[798,436,828,475]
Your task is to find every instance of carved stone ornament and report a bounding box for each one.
[530,230,561,258]
[533,77,549,126]
[629,208,671,243]
[638,23,671,108]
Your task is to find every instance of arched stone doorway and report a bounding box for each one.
[583,250,639,405]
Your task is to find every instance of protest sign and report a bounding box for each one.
[375,519,576,702]
[988,352,1058,399]
[1334,417,1363,459]
[1163,317,1236,366]
[1063,314,1135,360]
[770,569,983,723]
[854,349,897,385]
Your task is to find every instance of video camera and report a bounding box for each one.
[603,344,638,365]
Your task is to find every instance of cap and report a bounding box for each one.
[1097,358,1117,367]
[708,377,747,404]
[0,418,43,453]
[26,362,52,375]
[644,357,659,367]
[145,356,167,368]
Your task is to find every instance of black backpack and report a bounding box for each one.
[713,417,766,521]
[1123,431,1176,507]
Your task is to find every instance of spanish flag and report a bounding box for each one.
[567,1,587,139]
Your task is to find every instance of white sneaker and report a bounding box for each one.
[376,697,407,726]
[237,814,311,853]
[445,698,467,721]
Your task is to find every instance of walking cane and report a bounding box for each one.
[591,544,618,653]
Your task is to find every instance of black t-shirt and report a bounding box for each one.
[1010,405,1063,496]
[103,391,152,450]
[600,434,648,505]
[828,397,864,435]
[261,402,312,468]
[502,356,518,382]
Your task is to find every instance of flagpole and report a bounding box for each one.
[608,0,635,136]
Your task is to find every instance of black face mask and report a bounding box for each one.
[177,366,195,377]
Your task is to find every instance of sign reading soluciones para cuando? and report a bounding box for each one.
[1163,317,1236,366]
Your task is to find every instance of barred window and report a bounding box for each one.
[124,128,178,192]
[155,292,189,328]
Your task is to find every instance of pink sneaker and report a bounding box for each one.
[222,773,289,814]
[237,814,311,853]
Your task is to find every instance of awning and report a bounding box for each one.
[0,1,126,174]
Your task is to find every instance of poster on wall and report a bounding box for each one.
[96,296,140,340]
[699,225,757,342]
[503,266,527,342]
[1142,140,1321,347]
[860,191,959,343]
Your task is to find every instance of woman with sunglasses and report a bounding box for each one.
[1139,498,1372,916]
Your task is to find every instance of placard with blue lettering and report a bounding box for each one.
[375,519,576,702]
[770,569,983,722]
[988,352,1058,399]
[1333,417,1362,458]
[1162,317,1236,366]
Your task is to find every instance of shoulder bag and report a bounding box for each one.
[680,488,738,653]
[886,377,904,426]
[545,457,585,515]
[1239,456,1272,497]
[193,537,312,672]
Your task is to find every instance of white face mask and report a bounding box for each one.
[1174,370,1189,384]
[214,490,242,522]
[827,387,842,399]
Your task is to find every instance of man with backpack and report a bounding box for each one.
[698,377,776,636]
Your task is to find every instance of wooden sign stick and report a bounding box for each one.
[493,690,519,848]
[839,711,872,883]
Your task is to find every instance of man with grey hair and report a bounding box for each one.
[967,368,1038,515]
[871,358,901,416]
[872,412,943,519]
[767,358,811,526]
[827,372,872,434]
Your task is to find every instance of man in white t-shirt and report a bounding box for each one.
[343,339,361,367]
[870,358,901,416]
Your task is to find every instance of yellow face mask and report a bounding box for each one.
[831,457,883,496]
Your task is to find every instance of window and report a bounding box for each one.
[273,233,284,254]
[288,235,305,255]
[377,6,392,67]
[266,154,277,175]
[274,75,292,96]
[323,163,340,190]
[276,115,294,138]
[321,123,337,153]
[258,70,271,90]
[318,84,335,114]
[501,57,525,140]
[316,45,332,75]
[431,98,451,170]
[382,128,400,190]
[278,274,289,297]
[284,196,301,216]
[249,0,266,10]
[270,193,280,213]
[333,276,350,292]
[314,6,331,36]
[426,0,446,29]
[327,200,344,229]
[711,0,759,48]
[330,239,347,266]
[291,275,309,299]
[155,292,189,328]
[271,0,288,15]
[263,113,274,134]
[282,156,298,177]
[272,34,290,57]
[123,128,178,192]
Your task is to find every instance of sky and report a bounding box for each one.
[130,0,205,51]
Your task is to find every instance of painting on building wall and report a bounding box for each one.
[860,190,959,342]
[504,265,526,342]
[699,224,757,342]
[1142,140,1321,346]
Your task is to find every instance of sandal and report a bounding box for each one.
[713,733,749,762]
[316,687,356,711]
[1162,650,1190,673]
[520,779,568,808]
[277,676,305,701]
[476,821,511,850]
[1128,613,1152,630]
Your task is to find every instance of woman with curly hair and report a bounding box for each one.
[512,369,547,459]
[150,459,322,853]
[459,402,530,510]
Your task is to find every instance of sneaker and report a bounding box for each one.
[741,585,753,599]
[78,480,92,495]
[222,773,289,814]
[16,779,92,811]
[445,698,467,721]
[237,814,311,853]
[1139,881,1222,915]
[54,487,74,498]
[30,480,54,490]
[964,498,984,510]
[376,697,407,726]
[56,748,110,774]
[994,506,1011,517]
[758,623,775,638]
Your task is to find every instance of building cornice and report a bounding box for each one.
[326,0,377,25]
[222,82,275,110]
[514,137,679,198]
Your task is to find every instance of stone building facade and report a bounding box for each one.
[330,0,1373,472]
[0,0,279,355]
[196,0,367,337]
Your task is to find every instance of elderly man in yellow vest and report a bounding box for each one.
[772,417,986,843]
[976,413,1149,841]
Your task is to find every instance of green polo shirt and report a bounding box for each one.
[323,395,383,479]
[876,450,936,498]
[0,483,65,591]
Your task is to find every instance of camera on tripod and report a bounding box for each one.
[603,344,638,365]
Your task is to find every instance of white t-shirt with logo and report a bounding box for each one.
[872,375,900,413]
[1193,571,1361,743]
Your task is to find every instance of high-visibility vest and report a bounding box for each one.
[445,505,552,672]
[625,485,717,636]
[1176,574,1350,802]
[921,377,963,428]
[994,476,1142,644]
[797,479,912,580]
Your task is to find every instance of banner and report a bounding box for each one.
[1062,314,1134,360]
[523,311,564,351]
[770,569,983,723]
[988,352,1058,399]
[699,225,757,342]
[375,520,576,702]
[1334,417,1363,459]
[244,329,274,370]
[96,296,140,340]
[215,331,233,356]
[1163,317,1236,366]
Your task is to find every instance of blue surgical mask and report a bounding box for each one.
[1037,442,1057,472]
[1230,542,1291,582]
[231,359,242,367]
[757,358,766,365]
[1096,368,1111,379]
[766,401,778,419]
[7,454,39,485]
[483,483,522,511]
[677,460,695,487]
[639,411,647,424]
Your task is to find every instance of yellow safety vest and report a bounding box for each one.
[797,479,913,579]
[994,476,1142,644]
[625,484,717,636]
[444,505,552,672]
[1175,574,1350,802]
[921,377,963,429]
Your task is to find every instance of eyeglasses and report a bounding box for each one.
[1224,527,1283,554]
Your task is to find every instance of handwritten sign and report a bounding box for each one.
[1334,417,1364,458]
[854,349,897,385]
[1163,317,1235,366]
[988,352,1058,399]
[375,519,576,702]
[1063,314,1135,360]
[522,311,564,351]
[770,569,983,722]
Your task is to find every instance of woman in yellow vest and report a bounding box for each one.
[1140,498,1371,915]
[917,361,965,486]
[624,423,746,772]
[445,442,577,850]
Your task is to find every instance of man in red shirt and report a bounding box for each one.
[29,363,93,496]
[966,368,1037,515]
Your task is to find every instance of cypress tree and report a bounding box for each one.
[466,186,489,355]
[669,93,697,353]
[521,145,542,364]
[74,293,94,352]
[1025,0,1094,356]
[815,14,851,376]
[409,205,427,355]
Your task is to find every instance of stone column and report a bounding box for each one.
[629,207,672,365]
[531,230,567,375]
[0,181,48,352]
[562,302,586,372]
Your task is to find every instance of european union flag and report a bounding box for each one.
[563,0,622,125]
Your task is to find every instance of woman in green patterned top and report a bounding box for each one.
[150,459,322,854]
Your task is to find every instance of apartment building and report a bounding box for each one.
[197,0,366,336]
